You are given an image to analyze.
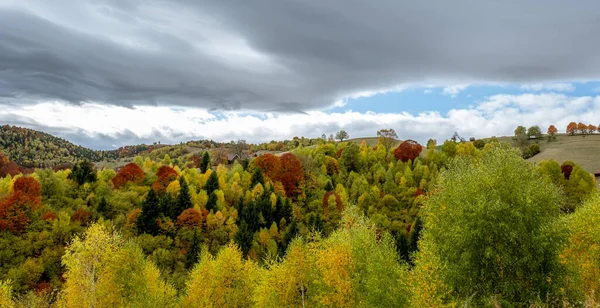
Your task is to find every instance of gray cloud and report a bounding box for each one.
[0,0,599,112]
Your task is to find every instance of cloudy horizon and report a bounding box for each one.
[1,0,600,149]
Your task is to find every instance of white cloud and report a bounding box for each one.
[3,93,600,149]
[520,83,575,92]
[424,89,433,94]
[442,85,469,97]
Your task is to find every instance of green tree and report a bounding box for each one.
[205,171,219,196]
[513,125,528,148]
[68,159,97,186]
[250,167,264,188]
[97,196,113,219]
[200,151,211,173]
[174,177,193,218]
[138,189,160,235]
[527,125,543,139]
[377,128,398,150]
[339,142,361,173]
[418,145,566,305]
[185,228,202,269]
[335,129,349,142]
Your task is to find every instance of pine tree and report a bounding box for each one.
[205,171,219,196]
[234,222,254,257]
[160,193,175,220]
[206,191,218,213]
[186,228,202,269]
[251,167,264,187]
[324,180,334,192]
[97,196,112,219]
[200,151,211,173]
[68,159,97,186]
[138,189,160,235]
[174,177,193,218]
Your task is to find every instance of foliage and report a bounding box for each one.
[420,146,567,304]
[67,160,97,186]
[112,163,145,189]
[335,129,350,142]
[0,125,117,168]
[394,140,423,162]
[377,128,398,150]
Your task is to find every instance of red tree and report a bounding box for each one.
[588,124,597,134]
[566,122,577,135]
[253,154,281,181]
[547,125,558,136]
[0,177,42,233]
[561,161,575,180]
[112,163,146,189]
[394,140,423,162]
[71,209,91,226]
[577,122,588,134]
[279,153,304,198]
[0,153,24,177]
[177,208,203,229]
[152,165,178,194]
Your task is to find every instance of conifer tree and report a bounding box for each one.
[200,151,211,173]
[174,177,193,218]
[138,189,160,235]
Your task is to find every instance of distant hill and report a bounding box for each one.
[0,125,117,168]
[526,133,600,174]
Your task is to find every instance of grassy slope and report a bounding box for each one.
[526,133,600,173]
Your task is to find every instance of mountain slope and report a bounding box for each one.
[0,125,116,168]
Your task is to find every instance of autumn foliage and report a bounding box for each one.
[253,154,281,181]
[0,153,27,177]
[177,208,203,229]
[253,153,304,198]
[547,125,558,136]
[71,209,91,226]
[112,163,145,189]
[323,191,343,211]
[279,153,304,198]
[566,122,577,135]
[394,140,423,162]
[152,165,178,194]
[0,176,42,233]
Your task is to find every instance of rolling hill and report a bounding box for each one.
[0,125,117,168]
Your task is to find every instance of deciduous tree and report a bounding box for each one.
[377,128,398,150]
[566,122,577,135]
[112,162,145,189]
[335,129,349,142]
[394,140,423,162]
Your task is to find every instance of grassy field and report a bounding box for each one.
[525,134,600,174]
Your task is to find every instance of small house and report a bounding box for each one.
[227,154,239,164]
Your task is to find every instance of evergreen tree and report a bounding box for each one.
[205,171,219,196]
[200,151,211,173]
[273,195,292,227]
[283,219,299,246]
[138,189,160,235]
[185,228,202,269]
[206,191,218,213]
[324,180,334,192]
[97,196,112,219]
[160,193,175,219]
[250,167,264,188]
[68,159,97,186]
[395,231,410,264]
[408,217,423,255]
[174,177,193,218]
[234,222,254,257]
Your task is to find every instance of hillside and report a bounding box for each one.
[526,133,600,173]
[0,125,117,168]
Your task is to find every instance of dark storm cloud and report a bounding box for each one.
[1,0,600,112]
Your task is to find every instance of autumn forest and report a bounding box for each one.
[0,126,599,307]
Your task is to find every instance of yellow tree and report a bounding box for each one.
[58,223,177,308]
[183,243,258,307]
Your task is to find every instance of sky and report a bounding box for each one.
[1,0,600,149]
